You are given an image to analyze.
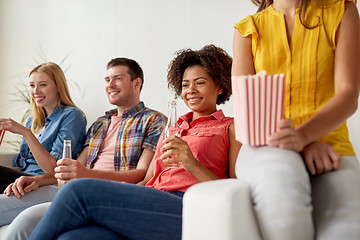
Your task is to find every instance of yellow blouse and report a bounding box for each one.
[235,0,356,155]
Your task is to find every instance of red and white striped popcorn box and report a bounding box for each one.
[0,130,5,146]
[232,72,285,146]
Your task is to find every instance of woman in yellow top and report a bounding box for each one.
[233,0,360,239]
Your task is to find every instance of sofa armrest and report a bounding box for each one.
[182,178,262,240]
[0,152,18,168]
[0,225,9,239]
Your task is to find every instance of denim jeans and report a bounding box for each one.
[0,184,57,226]
[29,178,183,240]
[2,202,52,240]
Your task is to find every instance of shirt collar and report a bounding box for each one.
[105,102,146,118]
[45,105,62,122]
[179,109,225,124]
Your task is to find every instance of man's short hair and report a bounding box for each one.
[107,57,144,91]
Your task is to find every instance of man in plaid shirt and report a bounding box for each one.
[1,58,166,237]
[55,57,166,183]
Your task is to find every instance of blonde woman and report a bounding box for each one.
[0,62,86,192]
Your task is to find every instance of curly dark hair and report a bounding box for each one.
[167,44,233,105]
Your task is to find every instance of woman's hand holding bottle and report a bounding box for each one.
[161,135,199,172]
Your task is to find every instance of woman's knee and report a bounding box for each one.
[237,146,312,210]
[237,146,309,185]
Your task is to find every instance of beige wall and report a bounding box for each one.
[0,0,359,156]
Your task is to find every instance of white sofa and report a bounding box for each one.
[0,152,18,239]
[182,160,360,240]
[182,178,262,240]
[0,152,17,168]
[0,226,8,239]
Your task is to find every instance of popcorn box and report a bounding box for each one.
[232,73,285,146]
[0,130,5,146]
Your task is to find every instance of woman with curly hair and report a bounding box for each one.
[29,45,241,240]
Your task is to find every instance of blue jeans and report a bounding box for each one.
[0,184,57,226]
[29,178,183,240]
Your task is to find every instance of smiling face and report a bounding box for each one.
[29,71,59,115]
[181,65,222,120]
[105,65,140,112]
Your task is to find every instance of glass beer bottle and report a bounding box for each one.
[57,140,71,191]
[163,100,181,168]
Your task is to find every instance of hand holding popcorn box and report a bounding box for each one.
[232,72,285,146]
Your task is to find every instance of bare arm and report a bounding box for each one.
[269,2,360,151]
[77,146,89,166]
[22,128,57,172]
[227,123,242,178]
[0,118,57,173]
[296,2,360,145]
[137,158,155,185]
[4,173,57,198]
[56,148,155,184]
[232,29,255,76]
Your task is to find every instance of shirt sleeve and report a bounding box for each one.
[323,0,356,48]
[13,117,33,167]
[49,107,87,160]
[142,112,166,152]
[83,116,104,147]
[234,15,259,57]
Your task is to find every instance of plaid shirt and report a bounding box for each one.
[85,102,166,171]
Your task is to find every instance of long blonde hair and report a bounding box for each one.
[251,0,339,27]
[29,62,78,133]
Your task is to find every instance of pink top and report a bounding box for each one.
[146,110,233,192]
[92,115,122,170]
